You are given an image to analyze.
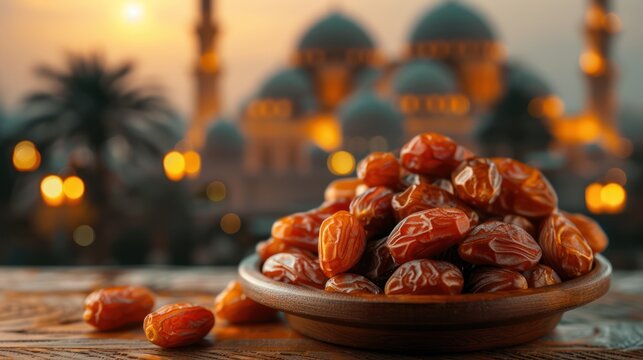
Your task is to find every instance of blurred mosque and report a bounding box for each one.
[188,0,633,237]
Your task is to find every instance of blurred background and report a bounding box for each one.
[0,0,641,267]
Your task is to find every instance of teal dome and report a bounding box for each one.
[298,12,375,51]
[205,118,244,154]
[255,68,317,116]
[393,60,456,95]
[339,91,404,149]
[505,62,551,99]
[410,1,495,44]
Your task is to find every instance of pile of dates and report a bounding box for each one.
[259,132,608,295]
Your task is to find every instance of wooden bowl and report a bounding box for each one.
[238,254,611,353]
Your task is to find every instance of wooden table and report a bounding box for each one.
[0,267,641,359]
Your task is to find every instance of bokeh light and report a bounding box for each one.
[601,183,626,213]
[585,182,603,214]
[206,181,226,202]
[73,225,95,247]
[220,213,241,234]
[184,150,201,177]
[309,116,341,151]
[12,140,41,172]
[327,151,355,176]
[63,176,85,201]
[123,2,143,23]
[163,151,185,181]
[579,51,605,76]
[41,175,64,207]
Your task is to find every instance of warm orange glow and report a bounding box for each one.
[327,151,355,176]
[542,96,565,118]
[63,176,85,201]
[600,183,626,213]
[220,213,241,234]
[206,181,226,202]
[585,183,603,214]
[123,2,144,23]
[41,175,64,207]
[606,13,621,33]
[553,114,602,144]
[200,52,218,73]
[12,140,41,172]
[309,116,341,151]
[163,151,185,181]
[580,51,605,76]
[183,150,201,178]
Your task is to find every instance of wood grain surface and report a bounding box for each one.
[0,266,641,359]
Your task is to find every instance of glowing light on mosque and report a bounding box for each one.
[580,51,605,76]
[12,140,41,172]
[309,116,341,151]
[163,151,186,181]
[41,175,64,207]
[183,150,202,178]
[328,151,355,176]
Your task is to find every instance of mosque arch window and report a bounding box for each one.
[398,94,470,116]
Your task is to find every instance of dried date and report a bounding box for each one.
[350,237,398,286]
[255,238,312,262]
[262,252,326,289]
[325,273,382,294]
[523,264,561,288]
[452,158,502,207]
[318,211,366,278]
[83,286,155,331]
[271,212,323,252]
[539,212,594,279]
[324,177,364,202]
[385,259,464,295]
[214,280,277,324]
[502,214,537,238]
[467,267,528,293]
[144,303,214,348]
[349,186,396,239]
[392,183,479,225]
[357,152,401,188]
[458,221,542,271]
[400,132,474,177]
[562,211,608,254]
[387,208,470,264]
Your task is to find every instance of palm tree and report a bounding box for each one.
[21,54,186,262]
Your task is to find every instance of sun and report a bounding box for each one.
[123,2,144,23]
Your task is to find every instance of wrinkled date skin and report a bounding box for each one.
[523,264,561,288]
[144,303,214,348]
[214,280,277,324]
[262,252,327,289]
[271,212,324,252]
[467,267,528,293]
[318,211,367,278]
[385,259,464,295]
[562,211,608,254]
[349,187,396,239]
[452,158,502,208]
[324,177,364,202]
[83,286,155,331]
[400,132,474,177]
[392,183,479,225]
[387,208,471,264]
[502,214,537,238]
[255,238,312,262]
[325,273,382,295]
[491,158,558,218]
[357,152,401,188]
[458,221,542,271]
[351,237,398,286]
[539,213,594,279]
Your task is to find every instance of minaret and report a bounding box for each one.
[581,0,619,152]
[189,0,220,149]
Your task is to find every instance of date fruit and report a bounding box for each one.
[318,211,367,278]
[491,158,557,217]
[562,211,608,254]
[214,280,277,324]
[392,183,479,225]
[523,264,561,288]
[325,273,382,294]
[385,259,464,295]
[324,177,364,202]
[357,152,401,188]
[467,267,528,293]
[349,186,396,239]
[83,286,155,331]
[255,238,312,262]
[458,221,542,271]
[350,237,398,286]
[271,212,323,252]
[539,213,594,279]
[452,158,502,207]
[502,214,536,238]
[262,252,326,289]
[144,303,214,348]
[387,208,470,264]
[400,132,474,177]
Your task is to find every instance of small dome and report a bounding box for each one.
[393,60,456,95]
[409,1,495,44]
[255,68,317,116]
[205,118,244,154]
[339,91,404,149]
[298,12,375,51]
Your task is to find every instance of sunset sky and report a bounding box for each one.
[1,0,642,122]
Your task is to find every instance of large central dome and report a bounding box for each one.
[409,1,495,44]
[297,12,375,51]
